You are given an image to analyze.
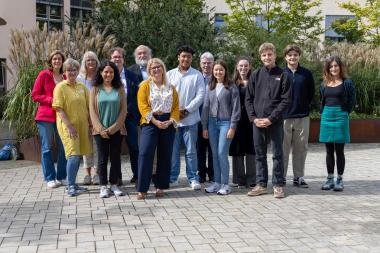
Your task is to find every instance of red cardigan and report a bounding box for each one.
[31,69,64,122]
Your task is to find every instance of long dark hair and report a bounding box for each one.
[233,56,252,85]
[209,60,230,90]
[94,60,122,89]
[323,55,348,85]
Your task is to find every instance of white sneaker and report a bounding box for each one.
[190,180,201,190]
[55,179,67,186]
[217,184,231,195]
[47,180,58,188]
[205,182,221,193]
[83,175,92,185]
[99,185,110,198]
[170,180,179,188]
[92,175,100,185]
[110,184,124,196]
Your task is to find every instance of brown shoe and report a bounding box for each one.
[137,192,146,200]
[155,189,165,198]
[273,186,285,198]
[247,185,267,196]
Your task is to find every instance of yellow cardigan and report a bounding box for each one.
[137,79,180,125]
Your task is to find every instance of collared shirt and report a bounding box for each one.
[119,68,127,95]
[140,66,148,81]
[167,66,205,127]
[203,74,212,87]
[144,81,174,122]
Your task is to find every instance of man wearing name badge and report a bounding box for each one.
[197,52,214,183]
[128,45,152,84]
[168,45,205,190]
[109,47,140,185]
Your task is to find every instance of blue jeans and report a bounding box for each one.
[170,123,199,183]
[67,155,81,186]
[125,119,139,179]
[207,117,232,185]
[36,121,67,182]
[253,120,284,187]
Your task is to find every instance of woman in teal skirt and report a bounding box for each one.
[319,56,356,191]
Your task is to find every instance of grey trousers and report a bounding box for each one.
[283,117,310,179]
[232,155,256,186]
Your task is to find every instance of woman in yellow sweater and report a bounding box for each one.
[137,58,179,200]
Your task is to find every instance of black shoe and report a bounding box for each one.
[293,177,309,188]
[199,177,206,184]
[130,177,137,183]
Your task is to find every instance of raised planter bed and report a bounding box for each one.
[310,119,380,143]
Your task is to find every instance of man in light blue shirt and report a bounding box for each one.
[167,45,205,190]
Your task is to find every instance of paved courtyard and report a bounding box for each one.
[0,143,379,253]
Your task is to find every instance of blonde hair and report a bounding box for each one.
[79,51,100,77]
[63,58,80,72]
[147,58,168,85]
[259,42,276,55]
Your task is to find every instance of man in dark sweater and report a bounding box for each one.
[282,45,315,188]
[245,42,291,198]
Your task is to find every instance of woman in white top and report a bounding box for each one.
[77,51,100,185]
[136,58,179,200]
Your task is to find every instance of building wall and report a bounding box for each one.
[0,0,71,90]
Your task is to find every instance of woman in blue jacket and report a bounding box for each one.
[319,56,356,192]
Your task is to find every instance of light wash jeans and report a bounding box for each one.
[170,123,199,183]
[36,121,67,182]
[207,117,232,185]
[67,155,81,186]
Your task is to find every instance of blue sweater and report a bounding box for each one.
[283,65,315,119]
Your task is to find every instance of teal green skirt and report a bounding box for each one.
[319,106,350,143]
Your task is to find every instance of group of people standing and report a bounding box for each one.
[31,42,355,199]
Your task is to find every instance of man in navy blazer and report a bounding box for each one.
[127,45,152,84]
[109,47,140,184]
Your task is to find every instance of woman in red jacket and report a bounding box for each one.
[31,50,67,188]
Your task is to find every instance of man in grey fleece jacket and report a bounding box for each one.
[245,42,291,198]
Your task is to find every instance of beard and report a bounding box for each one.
[136,58,149,67]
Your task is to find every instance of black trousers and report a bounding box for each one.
[94,131,122,185]
[253,121,284,187]
[197,122,214,180]
[325,143,345,175]
[137,114,175,193]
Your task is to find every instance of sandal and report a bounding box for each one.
[155,189,165,198]
[137,192,146,200]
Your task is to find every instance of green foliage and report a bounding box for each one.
[331,17,365,43]
[223,0,323,58]
[3,64,44,141]
[93,0,218,68]
[335,0,380,45]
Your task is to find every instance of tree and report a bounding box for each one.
[93,0,218,68]
[223,0,323,63]
[333,0,380,45]
[331,17,365,43]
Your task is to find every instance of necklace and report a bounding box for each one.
[53,74,63,84]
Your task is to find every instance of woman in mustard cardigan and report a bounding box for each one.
[137,58,179,200]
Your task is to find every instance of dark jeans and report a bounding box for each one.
[137,114,175,193]
[94,131,122,185]
[125,119,139,179]
[197,122,214,180]
[253,121,284,187]
[325,143,345,175]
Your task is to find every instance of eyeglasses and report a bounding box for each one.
[151,65,162,71]
[66,69,78,73]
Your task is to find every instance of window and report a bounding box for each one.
[255,15,276,33]
[325,15,355,42]
[36,0,64,31]
[214,13,227,33]
[70,0,94,23]
[0,59,6,90]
